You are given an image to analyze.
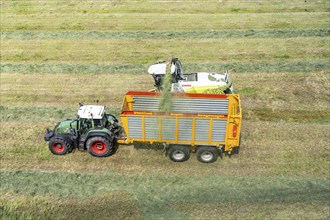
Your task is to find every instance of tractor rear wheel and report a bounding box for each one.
[49,138,72,155]
[86,136,113,157]
[167,145,190,162]
[196,146,219,163]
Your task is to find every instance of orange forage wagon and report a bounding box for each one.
[117,91,242,163]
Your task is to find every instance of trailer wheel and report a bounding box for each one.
[196,146,219,163]
[167,145,190,162]
[49,138,72,155]
[86,136,113,157]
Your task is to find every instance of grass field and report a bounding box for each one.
[1,0,330,219]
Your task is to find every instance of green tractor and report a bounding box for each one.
[44,104,122,157]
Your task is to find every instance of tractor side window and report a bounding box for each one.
[80,119,92,130]
[79,119,91,135]
[102,117,108,127]
[86,120,92,129]
[93,119,102,128]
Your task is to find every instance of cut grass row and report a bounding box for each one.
[1,61,329,74]
[0,72,154,108]
[1,72,329,111]
[2,12,329,31]
[2,29,329,40]
[2,62,329,74]
[1,169,329,219]
[2,37,329,64]
[0,191,142,220]
[2,0,329,14]
[1,191,142,220]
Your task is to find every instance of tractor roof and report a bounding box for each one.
[78,105,105,119]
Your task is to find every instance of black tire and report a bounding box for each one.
[167,145,190,162]
[196,146,219,163]
[49,138,72,155]
[86,136,113,157]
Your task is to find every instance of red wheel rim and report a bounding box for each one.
[53,143,65,153]
[91,141,106,155]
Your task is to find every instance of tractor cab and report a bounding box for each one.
[77,105,106,134]
[76,104,120,135]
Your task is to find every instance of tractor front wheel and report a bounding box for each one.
[49,138,72,155]
[86,136,113,157]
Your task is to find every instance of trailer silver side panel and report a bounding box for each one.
[127,116,227,143]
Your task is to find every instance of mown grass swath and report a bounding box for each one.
[2,29,329,40]
[2,61,329,74]
[1,37,329,64]
[1,0,329,219]
[2,11,329,31]
[1,170,329,219]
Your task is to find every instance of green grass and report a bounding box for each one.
[1,0,330,219]
[1,37,329,64]
[2,12,329,31]
[2,0,329,14]
[247,109,330,124]
[1,170,329,219]
[1,72,329,111]
[1,61,330,74]
[1,190,142,219]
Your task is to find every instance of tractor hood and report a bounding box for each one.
[55,119,77,134]
[44,119,76,141]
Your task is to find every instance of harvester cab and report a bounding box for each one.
[147,58,184,91]
[148,58,234,94]
[44,104,121,157]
